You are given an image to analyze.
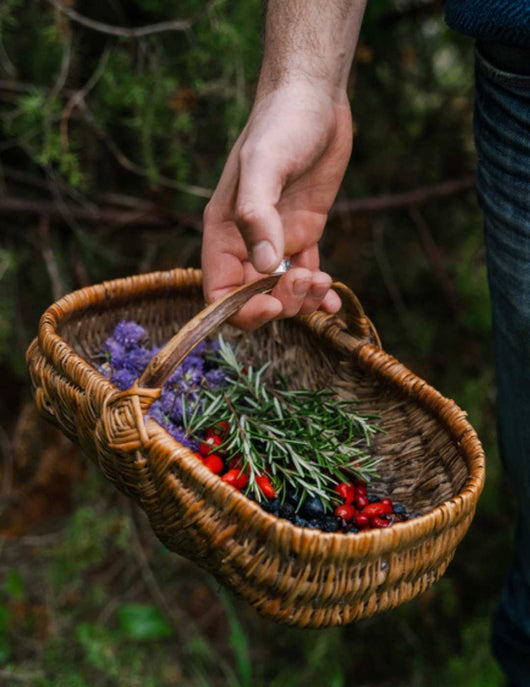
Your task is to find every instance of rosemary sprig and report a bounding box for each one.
[183,336,384,511]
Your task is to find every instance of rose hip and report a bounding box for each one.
[256,474,276,499]
[199,434,223,456]
[222,468,248,489]
[355,494,369,510]
[362,502,392,517]
[214,420,230,435]
[203,454,224,474]
[228,454,243,470]
[334,482,355,504]
[334,504,357,522]
[354,513,370,528]
[371,516,391,528]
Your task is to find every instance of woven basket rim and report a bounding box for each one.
[28,267,486,559]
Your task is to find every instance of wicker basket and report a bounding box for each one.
[26,268,485,628]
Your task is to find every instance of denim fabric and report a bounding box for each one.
[474,44,530,686]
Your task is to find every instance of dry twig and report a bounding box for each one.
[0,195,202,229]
[409,204,458,311]
[38,217,66,300]
[60,44,111,153]
[47,0,195,38]
[330,176,475,216]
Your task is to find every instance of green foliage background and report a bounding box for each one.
[0,1,514,685]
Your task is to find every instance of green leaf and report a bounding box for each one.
[4,570,24,599]
[117,604,172,641]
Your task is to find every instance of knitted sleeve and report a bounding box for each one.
[445,0,530,47]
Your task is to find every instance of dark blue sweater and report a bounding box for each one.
[445,1,530,47]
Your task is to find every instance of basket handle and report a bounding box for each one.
[137,274,379,390]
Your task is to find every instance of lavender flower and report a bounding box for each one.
[205,368,229,388]
[97,322,230,448]
[123,347,153,374]
[111,368,137,391]
[113,321,147,350]
[102,338,126,368]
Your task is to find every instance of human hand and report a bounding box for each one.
[201,80,353,330]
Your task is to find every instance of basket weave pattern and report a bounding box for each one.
[27,268,485,628]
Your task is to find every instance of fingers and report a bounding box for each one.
[222,266,339,331]
[235,147,285,273]
[228,294,283,331]
[290,245,342,314]
[270,268,313,318]
[320,288,342,313]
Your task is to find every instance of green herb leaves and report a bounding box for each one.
[184,337,383,510]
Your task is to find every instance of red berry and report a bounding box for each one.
[203,454,224,474]
[214,420,230,435]
[381,498,393,509]
[199,434,223,456]
[194,451,205,461]
[355,494,369,510]
[371,516,391,528]
[362,502,390,517]
[256,474,276,499]
[334,504,357,522]
[228,454,243,470]
[353,477,366,487]
[354,513,370,528]
[222,468,248,490]
[334,482,355,504]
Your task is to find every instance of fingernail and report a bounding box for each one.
[293,278,310,296]
[311,283,328,299]
[251,240,278,273]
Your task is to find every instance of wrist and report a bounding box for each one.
[255,65,350,107]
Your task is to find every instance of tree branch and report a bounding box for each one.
[46,0,194,38]
[409,204,458,311]
[330,175,475,217]
[0,195,202,229]
[38,216,66,300]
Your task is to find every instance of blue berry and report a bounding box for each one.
[262,498,280,515]
[323,515,340,532]
[307,519,322,529]
[279,502,295,519]
[294,515,309,528]
[301,496,325,519]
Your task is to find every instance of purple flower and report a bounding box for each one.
[99,327,232,451]
[205,368,229,388]
[158,389,177,414]
[182,367,203,387]
[193,341,208,356]
[181,354,204,374]
[102,338,126,368]
[167,367,185,387]
[113,321,147,350]
[111,368,137,391]
[123,347,153,374]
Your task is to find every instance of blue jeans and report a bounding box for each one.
[475,42,530,686]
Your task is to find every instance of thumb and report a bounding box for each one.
[235,149,285,273]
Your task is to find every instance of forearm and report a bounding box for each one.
[257,0,367,100]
